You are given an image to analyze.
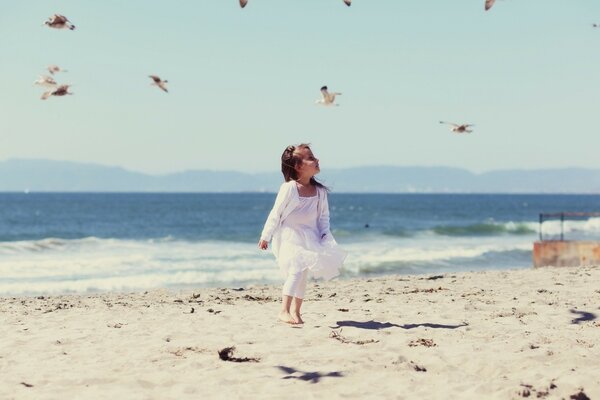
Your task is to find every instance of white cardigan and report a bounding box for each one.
[260,180,335,256]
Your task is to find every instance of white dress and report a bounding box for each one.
[275,195,347,280]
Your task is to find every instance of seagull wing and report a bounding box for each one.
[44,75,57,85]
[240,0,248,8]
[41,91,52,100]
[485,0,496,11]
[149,75,161,83]
[439,121,459,128]
[320,87,330,101]
[343,0,351,6]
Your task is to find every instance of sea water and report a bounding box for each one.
[1,193,599,296]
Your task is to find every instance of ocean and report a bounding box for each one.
[1,193,599,296]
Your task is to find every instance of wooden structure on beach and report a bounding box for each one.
[533,212,600,268]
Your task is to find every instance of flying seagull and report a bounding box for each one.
[316,86,341,106]
[439,121,474,134]
[149,75,168,93]
[485,0,495,11]
[41,85,73,100]
[44,14,76,30]
[47,65,67,75]
[240,0,350,8]
[34,75,58,87]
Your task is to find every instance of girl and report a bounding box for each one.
[258,144,347,325]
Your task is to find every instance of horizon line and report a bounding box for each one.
[1,158,599,176]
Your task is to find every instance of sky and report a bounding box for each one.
[1,0,599,175]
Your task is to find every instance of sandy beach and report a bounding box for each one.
[1,266,599,399]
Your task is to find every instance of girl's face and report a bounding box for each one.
[294,147,320,177]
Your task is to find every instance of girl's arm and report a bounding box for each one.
[318,190,333,241]
[259,182,291,244]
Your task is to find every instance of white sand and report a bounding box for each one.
[1,266,599,399]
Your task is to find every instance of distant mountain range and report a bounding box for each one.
[1,159,599,193]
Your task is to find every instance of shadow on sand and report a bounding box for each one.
[277,366,343,383]
[331,320,468,330]
[570,309,597,324]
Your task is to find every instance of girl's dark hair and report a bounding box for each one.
[281,143,328,191]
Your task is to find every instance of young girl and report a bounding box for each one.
[258,144,347,325]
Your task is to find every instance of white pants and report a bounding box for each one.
[282,269,309,299]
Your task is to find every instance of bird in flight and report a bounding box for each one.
[485,0,496,11]
[47,65,67,75]
[316,86,342,106]
[439,121,474,134]
[240,0,350,8]
[41,85,73,100]
[34,75,58,87]
[44,14,76,30]
[593,23,599,28]
[149,75,168,93]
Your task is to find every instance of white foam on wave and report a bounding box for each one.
[540,217,600,236]
[0,269,281,296]
[0,235,534,296]
[0,237,279,296]
[341,236,532,274]
[0,238,71,254]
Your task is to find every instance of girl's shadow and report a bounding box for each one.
[330,320,468,330]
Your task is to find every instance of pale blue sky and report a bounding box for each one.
[1,0,599,174]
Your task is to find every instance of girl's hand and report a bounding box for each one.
[258,240,269,250]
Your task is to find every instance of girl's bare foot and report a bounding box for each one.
[292,313,304,324]
[278,311,296,324]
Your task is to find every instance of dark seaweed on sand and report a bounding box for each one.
[218,346,260,363]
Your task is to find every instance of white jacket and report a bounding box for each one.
[260,180,335,256]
